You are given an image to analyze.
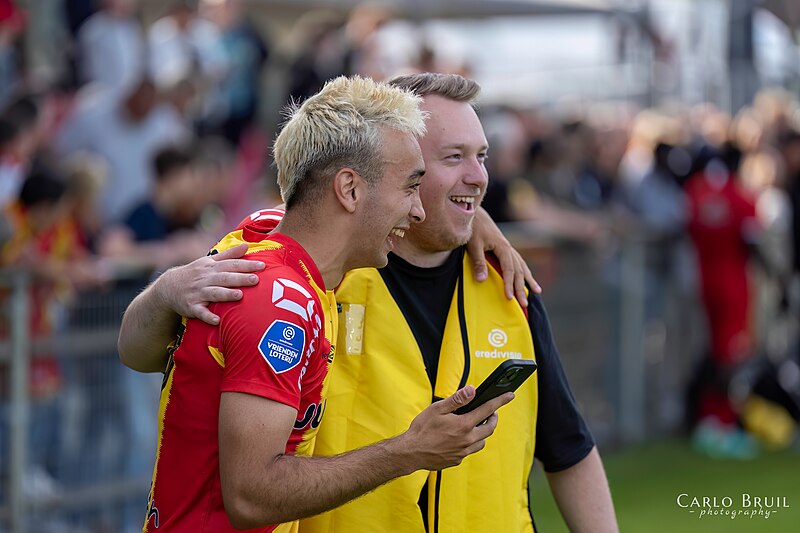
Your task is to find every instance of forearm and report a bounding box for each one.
[545,447,618,533]
[117,273,181,373]
[224,435,415,528]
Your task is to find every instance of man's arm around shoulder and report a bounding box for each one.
[118,244,264,372]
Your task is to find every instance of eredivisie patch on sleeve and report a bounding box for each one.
[258,320,306,373]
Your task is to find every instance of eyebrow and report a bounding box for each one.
[407,169,425,181]
[441,143,490,152]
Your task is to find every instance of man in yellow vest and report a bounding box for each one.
[296,74,617,533]
[119,73,617,532]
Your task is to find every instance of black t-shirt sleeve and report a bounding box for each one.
[124,202,168,242]
[529,293,596,472]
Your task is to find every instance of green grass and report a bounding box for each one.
[529,440,799,532]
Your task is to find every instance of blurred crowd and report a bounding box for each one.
[477,88,800,458]
[0,0,799,529]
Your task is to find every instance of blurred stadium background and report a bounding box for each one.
[1,0,800,531]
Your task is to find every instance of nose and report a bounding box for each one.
[410,190,426,223]
[464,156,488,191]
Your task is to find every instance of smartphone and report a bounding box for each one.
[453,359,537,416]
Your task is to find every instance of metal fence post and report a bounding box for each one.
[619,239,646,443]
[9,270,30,533]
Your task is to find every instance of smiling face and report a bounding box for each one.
[403,95,489,256]
[355,127,426,269]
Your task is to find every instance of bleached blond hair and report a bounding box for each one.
[274,76,426,207]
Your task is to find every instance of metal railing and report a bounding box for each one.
[1,269,158,533]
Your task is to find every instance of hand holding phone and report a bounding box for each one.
[453,359,537,416]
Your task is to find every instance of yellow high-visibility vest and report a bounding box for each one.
[301,252,538,533]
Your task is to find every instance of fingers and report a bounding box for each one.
[460,413,499,459]
[210,244,265,273]
[505,254,540,306]
[497,248,517,301]
[212,242,250,260]
[525,267,542,295]
[513,265,528,308]
[185,288,245,324]
[471,254,489,282]
[209,272,260,289]
[213,258,266,274]
[472,412,499,438]
[462,439,487,458]
[201,286,244,303]
[465,392,514,427]
[191,304,222,326]
[466,239,489,282]
[436,385,476,414]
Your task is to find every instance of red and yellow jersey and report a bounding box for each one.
[145,214,337,533]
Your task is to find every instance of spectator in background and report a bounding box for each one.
[480,109,530,223]
[200,0,268,144]
[739,149,792,353]
[1,171,66,506]
[190,135,239,225]
[782,131,800,289]
[340,3,392,80]
[625,142,689,238]
[686,153,760,459]
[481,109,603,242]
[54,78,189,223]
[63,0,97,38]
[561,120,617,211]
[148,0,227,93]
[2,167,103,323]
[0,115,22,208]
[61,154,108,251]
[0,95,43,208]
[77,0,145,95]
[99,144,213,271]
[0,169,103,509]
[0,0,25,108]
[284,10,346,103]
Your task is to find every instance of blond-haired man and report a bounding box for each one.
[134,76,512,532]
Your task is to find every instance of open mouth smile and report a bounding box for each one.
[449,195,476,212]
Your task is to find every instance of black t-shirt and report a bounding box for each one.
[379,248,595,472]
[124,201,173,242]
[379,250,461,387]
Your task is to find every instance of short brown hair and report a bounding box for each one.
[387,72,480,103]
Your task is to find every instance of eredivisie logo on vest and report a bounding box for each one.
[474,328,523,359]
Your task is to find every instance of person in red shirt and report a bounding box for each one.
[124,76,512,533]
[686,156,759,456]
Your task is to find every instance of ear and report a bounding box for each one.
[332,167,363,213]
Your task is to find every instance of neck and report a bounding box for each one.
[273,208,350,289]
[393,239,451,268]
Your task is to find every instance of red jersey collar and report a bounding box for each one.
[264,232,326,291]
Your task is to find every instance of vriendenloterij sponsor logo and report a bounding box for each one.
[676,493,789,520]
